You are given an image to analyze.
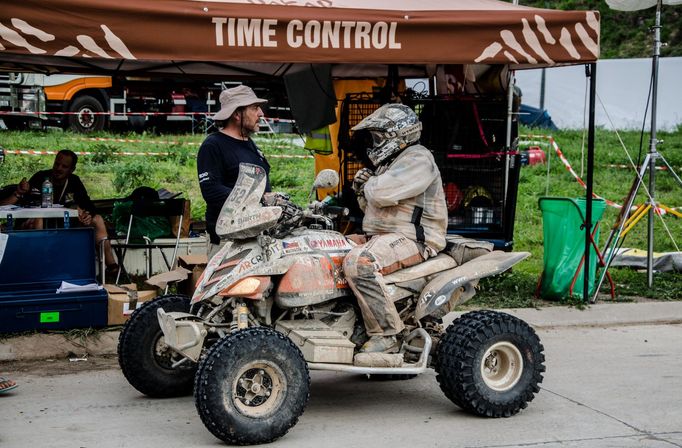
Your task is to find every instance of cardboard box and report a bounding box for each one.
[177,254,208,296]
[105,284,158,326]
[169,199,191,238]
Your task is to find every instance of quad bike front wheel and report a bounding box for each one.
[118,294,196,398]
[194,327,310,445]
[435,310,545,417]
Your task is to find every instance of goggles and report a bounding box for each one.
[368,130,390,148]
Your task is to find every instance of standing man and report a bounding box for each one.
[343,104,448,353]
[26,149,117,273]
[197,85,271,257]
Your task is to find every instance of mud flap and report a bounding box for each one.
[415,251,530,320]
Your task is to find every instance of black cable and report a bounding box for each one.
[636,55,655,167]
[615,47,656,256]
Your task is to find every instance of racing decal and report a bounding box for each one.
[237,253,265,273]
[281,238,308,255]
[305,235,352,252]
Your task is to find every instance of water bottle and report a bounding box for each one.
[41,177,53,208]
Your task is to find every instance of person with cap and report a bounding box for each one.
[197,84,271,257]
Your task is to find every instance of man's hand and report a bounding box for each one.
[346,234,367,246]
[262,192,290,207]
[17,178,29,195]
[352,168,374,195]
[78,207,93,226]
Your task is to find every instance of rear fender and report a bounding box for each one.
[415,251,530,320]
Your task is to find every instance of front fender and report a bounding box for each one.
[415,251,530,320]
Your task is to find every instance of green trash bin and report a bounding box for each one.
[539,197,607,300]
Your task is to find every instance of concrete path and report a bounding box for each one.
[1,301,681,448]
[3,300,682,361]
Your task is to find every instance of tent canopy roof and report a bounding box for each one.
[1,0,600,77]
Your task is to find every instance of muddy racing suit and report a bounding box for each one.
[343,145,448,336]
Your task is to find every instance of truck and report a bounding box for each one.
[0,73,224,133]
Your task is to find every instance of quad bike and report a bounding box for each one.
[118,163,545,445]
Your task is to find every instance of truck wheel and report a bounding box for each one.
[2,116,28,130]
[117,294,196,398]
[68,95,105,132]
[195,327,310,445]
[435,310,545,417]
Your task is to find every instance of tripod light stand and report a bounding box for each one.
[595,0,682,299]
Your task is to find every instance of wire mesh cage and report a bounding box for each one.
[337,92,520,248]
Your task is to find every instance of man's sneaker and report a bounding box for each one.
[360,335,399,353]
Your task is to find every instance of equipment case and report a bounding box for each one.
[0,228,108,333]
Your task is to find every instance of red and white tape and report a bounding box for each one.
[4,149,171,157]
[3,148,312,159]
[0,111,296,122]
[521,134,680,214]
[521,134,622,209]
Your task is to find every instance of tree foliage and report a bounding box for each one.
[523,0,681,58]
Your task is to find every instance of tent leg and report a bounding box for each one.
[584,62,597,302]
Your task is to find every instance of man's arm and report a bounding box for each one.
[363,149,437,208]
[70,175,96,214]
[197,141,235,208]
[0,178,29,206]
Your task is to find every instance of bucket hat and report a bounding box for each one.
[212,85,268,121]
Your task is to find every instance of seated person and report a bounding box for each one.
[23,149,118,274]
[0,178,30,206]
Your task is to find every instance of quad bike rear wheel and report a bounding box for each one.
[435,310,545,417]
[194,327,310,445]
[118,294,196,397]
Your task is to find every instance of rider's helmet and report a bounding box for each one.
[351,103,422,167]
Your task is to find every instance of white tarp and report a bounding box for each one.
[515,56,682,131]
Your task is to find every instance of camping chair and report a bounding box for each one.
[106,198,186,285]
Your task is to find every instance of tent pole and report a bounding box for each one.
[646,0,663,287]
[504,69,515,216]
[584,62,597,302]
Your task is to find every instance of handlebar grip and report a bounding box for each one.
[323,205,349,216]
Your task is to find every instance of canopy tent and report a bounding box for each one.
[0,0,599,76]
[1,0,601,301]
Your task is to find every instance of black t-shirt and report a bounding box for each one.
[27,170,95,214]
[197,132,271,244]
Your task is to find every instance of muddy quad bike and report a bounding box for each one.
[118,163,545,445]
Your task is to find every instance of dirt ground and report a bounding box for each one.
[2,354,120,377]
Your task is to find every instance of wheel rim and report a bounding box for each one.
[480,341,523,392]
[77,107,95,128]
[233,361,286,418]
[152,332,187,370]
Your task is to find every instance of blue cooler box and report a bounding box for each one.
[0,228,108,333]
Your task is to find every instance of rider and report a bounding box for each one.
[343,103,448,353]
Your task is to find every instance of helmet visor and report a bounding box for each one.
[369,130,387,148]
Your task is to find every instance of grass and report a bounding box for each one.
[1,125,680,307]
